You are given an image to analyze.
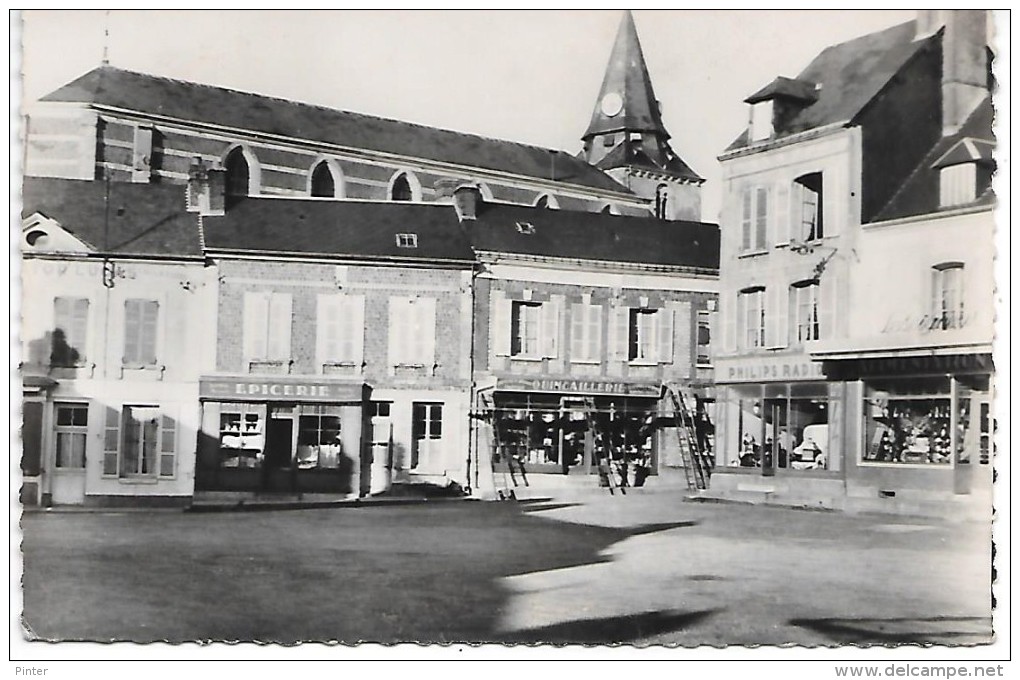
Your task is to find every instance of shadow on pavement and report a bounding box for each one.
[789,615,994,645]
[496,608,719,645]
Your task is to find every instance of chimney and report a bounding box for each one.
[185,157,225,216]
[914,9,945,41]
[452,184,482,222]
[941,10,989,135]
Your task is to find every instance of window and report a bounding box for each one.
[54,403,88,469]
[316,294,365,370]
[243,292,292,366]
[534,194,559,209]
[132,125,154,183]
[696,310,713,366]
[616,307,673,363]
[123,299,159,366]
[119,406,174,478]
[863,377,953,465]
[310,160,343,198]
[739,289,766,350]
[512,301,542,357]
[396,233,418,248]
[939,163,977,208]
[411,402,443,469]
[749,100,774,142]
[789,281,820,343]
[225,147,251,197]
[932,263,965,329]
[740,187,769,252]
[388,296,436,367]
[570,303,602,362]
[793,173,823,241]
[391,173,413,201]
[297,405,343,470]
[52,297,88,366]
[515,222,535,235]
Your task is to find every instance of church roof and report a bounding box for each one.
[596,140,703,182]
[41,66,631,196]
[582,11,670,140]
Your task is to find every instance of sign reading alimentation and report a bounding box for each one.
[497,378,661,397]
[715,357,824,383]
[199,377,365,402]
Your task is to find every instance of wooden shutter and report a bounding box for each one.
[755,187,769,250]
[723,294,737,354]
[267,293,292,361]
[140,301,159,365]
[243,292,269,363]
[541,299,560,358]
[609,306,630,361]
[740,189,752,251]
[159,406,176,478]
[766,286,787,349]
[416,297,437,366]
[819,280,836,340]
[124,300,140,364]
[316,294,341,367]
[774,182,790,245]
[347,294,366,366]
[491,293,512,357]
[72,299,89,362]
[570,303,585,360]
[388,297,409,366]
[103,405,120,476]
[656,307,674,363]
[588,305,603,360]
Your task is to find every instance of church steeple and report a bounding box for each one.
[582,11,704,221]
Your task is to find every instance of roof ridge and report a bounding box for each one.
[77,66,587,164]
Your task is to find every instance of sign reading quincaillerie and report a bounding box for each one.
[497,378,661,397]
[715,356,824,383]
[199,377,365,402]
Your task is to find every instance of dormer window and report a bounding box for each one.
[396,233,418,248]
[939,163,978,208]
[515,222,535,235]
[534,194,559,210]
[749,100,774,142]
[933,137,994,208]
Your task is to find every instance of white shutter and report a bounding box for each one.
[723,294,737,354]
[102,405,120,476]
[316,294,340,367]
[541,299,561,358]
[740,188,752,252]
[388,297,407,366]
[417,297,437,366]
[570,303,585,360]
[588,305,603,360]
[491,294,512,357]
[765,286,785,349]
[819,280,836,340]
[243,292,269,363]
[609,306,630,361]
[775,182,790,245]
[656,307,674,363]
[159,404,177,478]
[755,187,769,250]
[347,294,366,366]
[267,293,292,361]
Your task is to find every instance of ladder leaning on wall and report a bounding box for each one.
[583,397,625,496]
[663,383,710,491]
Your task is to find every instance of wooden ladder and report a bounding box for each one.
[664,384,709,491]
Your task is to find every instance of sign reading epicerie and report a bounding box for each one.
[199,377,365,402]
[715,357,824,383]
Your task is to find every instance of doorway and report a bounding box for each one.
[264,407,295,491]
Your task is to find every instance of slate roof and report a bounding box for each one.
[745,76,819,104]
[201,199,476,263]
[872,95,995,222]
[727,21,930,150]
[42,66,630,195]
[20,178,202,257]
[470,203,719,271]
[597,141,703,182]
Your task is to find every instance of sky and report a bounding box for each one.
[14,10,922,221]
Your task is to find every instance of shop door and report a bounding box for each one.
[51,402,88,505]
[411,402,443,474]
[369,416,393,494]
[264,409,295,491]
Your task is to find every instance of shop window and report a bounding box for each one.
[218,406,265,470]
[119,405,174,478]
[411,402,443,469]
[570,303,603,362]
[738,288,766,351]
[123,299,159,366]
[243,292,292,369]
[728,384,832,472]
[388,296,436,367]
[862,377,953,465]
[52,297,89,367]
[792,173,823,241]
[54,402,88,469]
[297,405,343,470]
[932,263,965,330]
[939,163,977,208]
[789,281,820,344]
[310,160,344,198]
[696,310,713,366]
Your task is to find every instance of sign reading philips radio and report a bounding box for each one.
[497,378,661,397]
[199,377,367,402]
[715,356,825,383]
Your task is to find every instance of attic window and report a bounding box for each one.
[749,100,774,142]
[396,233,418,248]
[25,229,49,247]
[515,222,536,235]
[939,164,977,208]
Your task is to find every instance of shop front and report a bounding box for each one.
[196,376,369,496]
[712,355,847,503]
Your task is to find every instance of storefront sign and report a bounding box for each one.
[496,378,660,398]
[200,377,366,402]
[716,357,824,383]
[824,353,993,380]
[883,311,969,334]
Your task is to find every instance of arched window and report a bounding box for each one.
[534,194,559,210]
[225,146,256,198]
[391,174,412,201]
[309,159,345,198]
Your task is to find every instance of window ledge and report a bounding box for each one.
[736,249,769,259]
[628,360,659,367]
[509,356,545,363]
[120,365,166,380]
[116,477,161,485]
[696,363,713,369]
[569,359,602,365]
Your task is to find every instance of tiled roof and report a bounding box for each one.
[470,203,719,271]
[728,21,929,150]
[201,199,476,263]
[872,96,995,222]
[20,178,202,257]
[42,66,630,195]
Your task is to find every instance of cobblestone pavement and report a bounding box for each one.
[18,492,996,647]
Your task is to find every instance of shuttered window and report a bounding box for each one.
[789,281,820,344]
[243,292,292,365]
[739,289,766,350]
[509,299,561,358]
[316,294,365,369]
[52,297,89,366]
[123,299,159,366]
[939,164,977,208]
[627,308,674,363]
[570,303,603,362]
[740,187,769,252]
[388,296,436,366]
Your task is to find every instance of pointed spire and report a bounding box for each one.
[583,10,669,141]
